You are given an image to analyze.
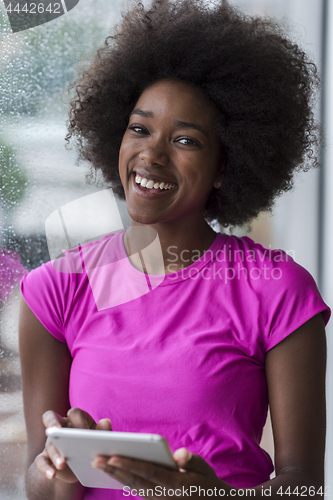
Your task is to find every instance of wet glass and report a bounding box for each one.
[0,1,128,497]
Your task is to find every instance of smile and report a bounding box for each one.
[130,172,177,198]
[135,174,177,191]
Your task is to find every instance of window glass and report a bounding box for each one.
[0,1,126,497]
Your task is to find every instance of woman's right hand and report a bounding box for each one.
[35,408,112,483]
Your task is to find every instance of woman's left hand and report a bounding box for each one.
[92,448,226,499]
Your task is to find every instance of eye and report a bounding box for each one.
[128,124,149,135]
[176,137,201,147]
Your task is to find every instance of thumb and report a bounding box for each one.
[173,448,215,477]
[96,418,112,431]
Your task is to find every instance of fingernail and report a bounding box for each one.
[107,457,120,466]
[173,447,188,459]
[55,458,63,468]
[94,463,107,471]
[92,457,110,470]
[46,469,54,479]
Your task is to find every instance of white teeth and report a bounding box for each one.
[135,174,176,190]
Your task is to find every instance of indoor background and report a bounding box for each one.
[0,0,332,497]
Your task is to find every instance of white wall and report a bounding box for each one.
[231,0,332,486]
[322,0,333,488]
[269,0,323,280]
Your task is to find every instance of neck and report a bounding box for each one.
[124,217,217,274]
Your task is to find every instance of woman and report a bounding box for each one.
[19,0,331,499]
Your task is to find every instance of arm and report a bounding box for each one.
[256,311,327,498]
[19,295,85,500]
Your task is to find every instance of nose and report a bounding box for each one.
[138,138,169,167]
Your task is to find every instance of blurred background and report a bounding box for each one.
[0,0,333,497]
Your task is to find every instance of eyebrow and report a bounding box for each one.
[174,120,208,138]
[129,109,208,138]
[130,109,153,118]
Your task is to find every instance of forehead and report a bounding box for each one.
[134,79,218,126]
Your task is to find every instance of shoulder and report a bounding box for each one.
[21,231,121,292]
[20,231,122,342]
[224,234,317,286]
[226,234,291,266]
[221,234,330,351]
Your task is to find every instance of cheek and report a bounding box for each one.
[118,143,128,180]
[182,157,217,189]
[118,136,137,169]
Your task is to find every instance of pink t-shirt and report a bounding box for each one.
[21,231,331,499]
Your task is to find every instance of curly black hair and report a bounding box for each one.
[66,0,320,227]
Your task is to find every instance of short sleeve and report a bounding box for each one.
[258,255,331,352]
[20,260,74,343]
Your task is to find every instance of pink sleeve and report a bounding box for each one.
[20,260,74,343]
[259,256,331,352]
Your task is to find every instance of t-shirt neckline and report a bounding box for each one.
[114,230,228,286]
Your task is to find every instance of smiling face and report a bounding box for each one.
[118,79,222,227]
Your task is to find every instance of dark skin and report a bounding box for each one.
[118,79,222,272]
[19,79,327,499]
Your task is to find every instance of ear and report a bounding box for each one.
[214,157,225,189]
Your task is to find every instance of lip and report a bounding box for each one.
[130,172,178,198]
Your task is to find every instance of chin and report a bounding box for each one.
[127,208,162,226]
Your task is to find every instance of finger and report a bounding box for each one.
[96,418,112,431]
[67,408,97,429]
[173,448,192,468]
[100,455,179,487]
[173,449,216,477]
[42,410,70,429]
[34,449,57,480]
[92,457,156,493]
[35,449,78,483]
[45,440,66,470]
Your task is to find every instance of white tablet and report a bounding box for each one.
[46,427,177,489]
